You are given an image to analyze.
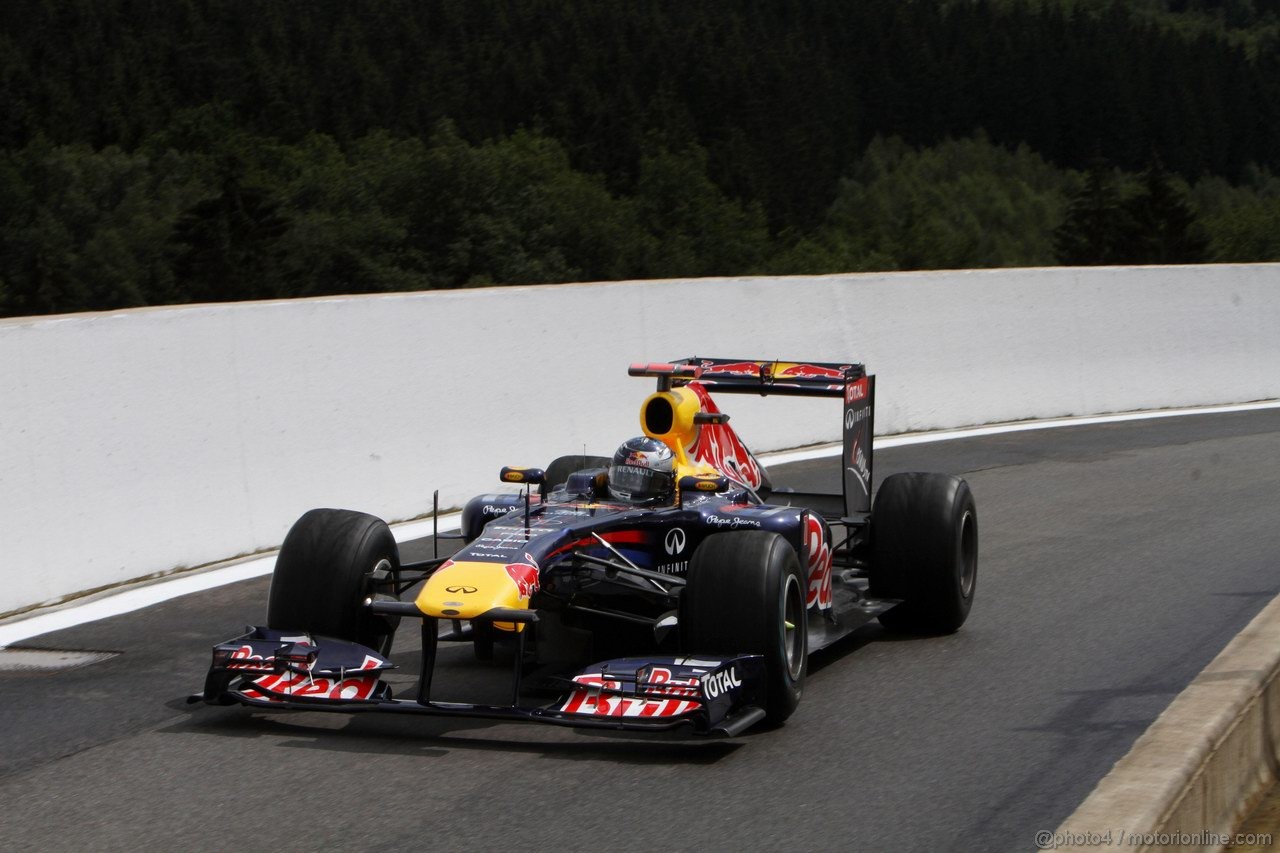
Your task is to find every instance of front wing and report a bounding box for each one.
[197,628,768,737]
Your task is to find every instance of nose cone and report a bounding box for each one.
[415,561,533,620]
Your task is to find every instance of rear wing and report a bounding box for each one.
[679,357,865,398]
[629,358,875,517]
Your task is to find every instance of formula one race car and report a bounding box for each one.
[196,358,977,736]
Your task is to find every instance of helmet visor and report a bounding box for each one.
[609,464,673,503]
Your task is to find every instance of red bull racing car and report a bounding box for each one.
[196,358,978,736]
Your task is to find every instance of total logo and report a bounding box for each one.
[701,666,743,699]
[664,527,687,556]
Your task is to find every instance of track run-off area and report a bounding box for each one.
[3,405,1280,852]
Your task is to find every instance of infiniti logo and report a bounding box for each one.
[445,585,477,594]
[845,406,869,430]
[664,528,687,556]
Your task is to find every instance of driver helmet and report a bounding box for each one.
[608,436,676,505]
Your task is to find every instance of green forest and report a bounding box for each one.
[3,0,1280,318]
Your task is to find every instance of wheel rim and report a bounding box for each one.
[782,574,805,680]
[958,510,977,598]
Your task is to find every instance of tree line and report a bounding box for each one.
[2,0,1280,317]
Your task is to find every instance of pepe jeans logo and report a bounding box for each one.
[664,528,687,556]
[445,586,478,594]
[707,515,761,528]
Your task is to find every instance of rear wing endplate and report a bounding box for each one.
[840,374,875,515]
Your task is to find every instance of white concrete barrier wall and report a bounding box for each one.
[1,264,1278,616]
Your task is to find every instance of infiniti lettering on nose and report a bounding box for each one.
[445,586,477,594]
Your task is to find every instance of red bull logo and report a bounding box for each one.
[559,672,701,717]
[702,361,762,377]
[686,384,765,490]
[242,654,384,702]
[226,645,275,672]
[643,666,701,698]
[247,672,380,702]
[778,363,849,380]
[504,557,540,600]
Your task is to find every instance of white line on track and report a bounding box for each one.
[3,398,1277,647]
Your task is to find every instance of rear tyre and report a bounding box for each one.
[544,454,610,490]
[869,473,977,634]
[267,508,401,654]
[680,531,807,724]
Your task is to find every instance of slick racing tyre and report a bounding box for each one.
[267,508,401,654]
[869,473,978,634]
[680,531,807,725]
[544,454,611,491]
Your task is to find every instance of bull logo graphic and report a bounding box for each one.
[505,557,540,600]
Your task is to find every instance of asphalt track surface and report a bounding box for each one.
[3,409,1280,853]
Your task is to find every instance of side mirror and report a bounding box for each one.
[500,466,546,485]
[563,468,609,500]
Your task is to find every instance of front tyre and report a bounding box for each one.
[869,473,978,634]
[680,531,807,725]
[267,508,401,654]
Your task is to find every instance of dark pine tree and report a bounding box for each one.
[1054,160,1131,266]
[1119,161,1209,264]
[169,172,291,303]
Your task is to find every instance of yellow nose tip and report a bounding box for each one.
[415,561,530,621]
